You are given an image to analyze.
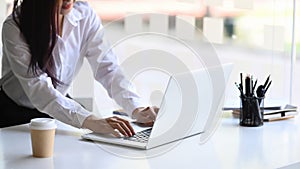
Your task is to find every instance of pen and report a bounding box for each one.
[264,80,272,94]
[253,79,258,91]
[263,75,270,88]
[250,75,253,96]
[240,73,243,94]
[113,110,128,116]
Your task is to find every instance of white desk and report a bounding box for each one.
[1,113,300,169]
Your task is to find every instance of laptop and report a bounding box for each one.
[81,63,233,149]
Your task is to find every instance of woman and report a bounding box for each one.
[0,0,157,137]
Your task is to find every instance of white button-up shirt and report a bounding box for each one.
[1,2,143,128]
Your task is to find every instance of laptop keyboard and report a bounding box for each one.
[125,128,152,143]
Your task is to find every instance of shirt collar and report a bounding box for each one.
[64,7,84,27]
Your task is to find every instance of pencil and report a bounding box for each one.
[264,116,294,122]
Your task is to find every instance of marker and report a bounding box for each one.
[245,75,250,97]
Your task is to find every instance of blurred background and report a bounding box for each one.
[0,0,299,113]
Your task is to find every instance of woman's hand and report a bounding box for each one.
[132,106,159,127]
[82,115,135,137]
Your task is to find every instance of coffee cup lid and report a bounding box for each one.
[30,118,57,130]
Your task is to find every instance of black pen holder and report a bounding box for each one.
[240,96,264,127]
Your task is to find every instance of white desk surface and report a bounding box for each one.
[1,112,300,169]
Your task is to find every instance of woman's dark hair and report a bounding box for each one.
[12,0,63,88]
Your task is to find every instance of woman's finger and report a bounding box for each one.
[114,120,134,137]
[110,122,129,137]
[136,113,151,123]
[142,107,157,122]
[107,117,135,137]
[102,121,124,137]
[111,130,122,137]
[149,107,158,119]
[114,116,135,135]
[153,106,160,114]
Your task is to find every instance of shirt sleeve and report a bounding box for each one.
[83,7,145,117]
[2,20,91,128]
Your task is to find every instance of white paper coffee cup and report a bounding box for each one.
[29,118,57,158]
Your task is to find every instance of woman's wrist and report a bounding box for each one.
[82,114,99,129]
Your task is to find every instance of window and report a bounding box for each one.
[88,0,298,109]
